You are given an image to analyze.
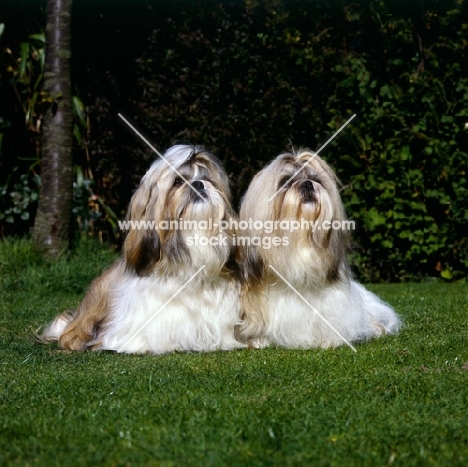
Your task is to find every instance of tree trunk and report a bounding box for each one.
[33,0,73,257]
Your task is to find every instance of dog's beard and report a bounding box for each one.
[123,145,235,279]
[239,150,349,286]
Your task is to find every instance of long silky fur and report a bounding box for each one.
[236,148,400,348]
[36,144,244,353]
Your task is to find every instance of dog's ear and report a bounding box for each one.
[124,229,161,276]
[235,242,265,285]
[326,224,349,281]
[224,241,241,278]
[311,198,349,281]
[122,176,162,276]
[247,248,265,284]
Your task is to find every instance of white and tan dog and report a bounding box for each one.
[37,145,243,354]
[236,149,400,349]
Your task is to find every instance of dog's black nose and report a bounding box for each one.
[301,180,314,191]
[192,180,205,190]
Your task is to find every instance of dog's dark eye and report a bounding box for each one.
[173,178,184,187]
[279,176,292,189]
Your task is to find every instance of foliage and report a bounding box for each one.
[0,172,39,224]
[73,165,119,243]
[322,1,468,281]
[0,25,44,236]
[1,0,467,279]
[0,22,118,241]
[0,237,468,466]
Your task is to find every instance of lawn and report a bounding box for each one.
[0,238,467,466]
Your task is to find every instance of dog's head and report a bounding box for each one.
[123,145,236,277]
[239,149,349,285]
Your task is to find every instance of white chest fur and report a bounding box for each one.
[100,274,243,353]
[261,280,399,349]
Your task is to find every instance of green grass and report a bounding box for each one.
[1,238,467,466]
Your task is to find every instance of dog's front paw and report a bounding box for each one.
[247,337,270,349]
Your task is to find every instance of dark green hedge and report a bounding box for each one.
[1,0,467,280]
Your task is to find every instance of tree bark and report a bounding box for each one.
[33,0,73,257]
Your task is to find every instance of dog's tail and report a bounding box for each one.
[30,310,75,344]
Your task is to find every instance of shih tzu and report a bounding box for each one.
[37,145,243,353]
[236,149,400,349]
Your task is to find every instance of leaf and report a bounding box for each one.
[400,145,410,161]
[441,269,453,280]
[73,124,83,145]
[380,85,394,99]
[73,95,86,128]
[29,33,45,44]
[19,42,30,81]
[440,116,453,123]
[365,207,387,229]
[74,165,84,186]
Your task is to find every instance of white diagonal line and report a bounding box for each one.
[268,265,357,352]
[268,113,356,201]
[118,113,207,202]
[116,264,206,352]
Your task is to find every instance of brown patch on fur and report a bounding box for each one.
[58,261,124,350]
[124,230,161,276]
[235,270,271,345]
